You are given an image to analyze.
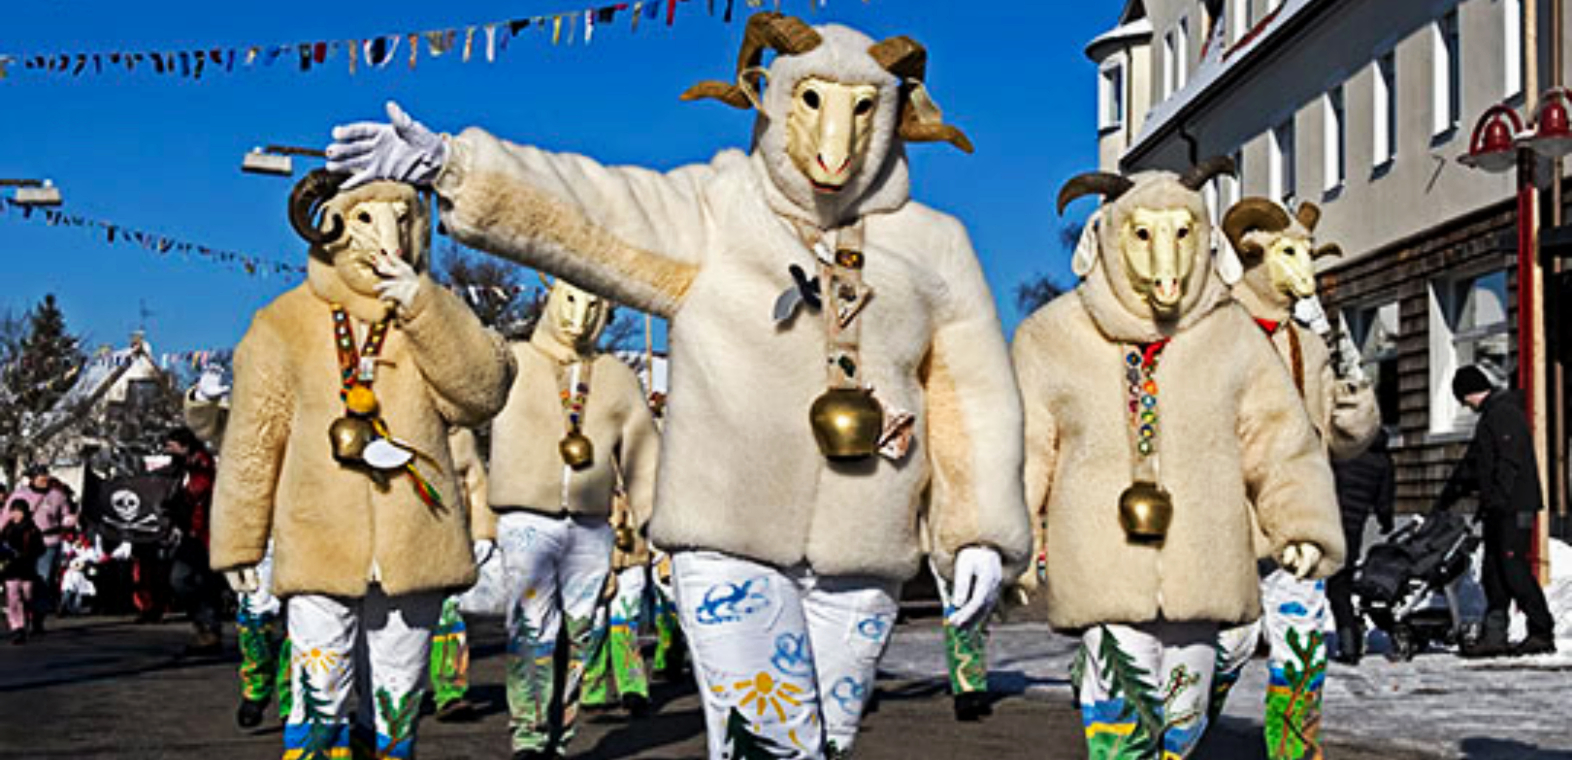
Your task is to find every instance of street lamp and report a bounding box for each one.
[1459,86,1572,582]
[0,178,64,207]
[241,145,327,177]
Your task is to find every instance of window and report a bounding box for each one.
[1163,29,1177,98]
[1429,270,1512,433]
[1176,17,1190,88]
[1100,60,1126,130]
[1433,11,1461,138]
[1342,301,1401,433]
[1323,86,1346,192]
[1504,0,1523,98]
[1232,148,1245,198]
[1373,51,1397,168]
[1270,118,1296,204]
[1229,0,1250,44]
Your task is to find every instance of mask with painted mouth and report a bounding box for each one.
[785,77,880,195]
[1118,207,1200,320]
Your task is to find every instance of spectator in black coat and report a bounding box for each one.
[1327,428,1395,664]
[1437,366,1556,657]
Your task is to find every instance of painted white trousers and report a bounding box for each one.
[673,550,900,759]
[1078,621,1218,759]
[1215,569,1330,697]
[284,587,443,758]
[497,510,614,752]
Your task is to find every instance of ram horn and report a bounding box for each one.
[868,35,927,81]
[1056,172,1134,214]
[288,169,347,246]
[1296,201,1322,232]
[680,12,822,109]
[1221,197,1292,258]
[1179,155,1237,190]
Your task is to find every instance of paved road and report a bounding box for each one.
[0,615,1442,759]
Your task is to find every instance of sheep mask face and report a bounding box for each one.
[291,170,431,303]
[1058,158,1235,323]
[539,280,609,353]
[682,12,973,226]
[1222,198,1342,306]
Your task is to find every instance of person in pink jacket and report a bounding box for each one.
[6,466,73,633]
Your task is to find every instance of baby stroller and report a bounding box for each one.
[1352,511,1480,660]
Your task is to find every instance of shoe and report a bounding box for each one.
[184,628,223,657]
[9,630,25,646]
[511,751,561,760]
[621,693,650,718]
[1459,637,1513,658]
[953,691,992,722]
[236,698,269,730]
[434,698,478,723]
[29,618,44,635]
[1512,635,1557,657]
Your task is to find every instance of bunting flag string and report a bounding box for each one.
[0,0,830,82]
[153,349,234,372]
[0,198,305,278]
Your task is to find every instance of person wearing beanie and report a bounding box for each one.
[1436,365,1556,657]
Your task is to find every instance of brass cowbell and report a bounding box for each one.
[329,416,376,464]
[1118,481,1174,543]
[559,429,595,470]
[809,387,884,461]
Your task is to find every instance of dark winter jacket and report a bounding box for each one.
[1333,430,1396,532]
[0,517,44,581]
[1437,390,1544,517]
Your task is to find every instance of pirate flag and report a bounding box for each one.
[81,474,179,544]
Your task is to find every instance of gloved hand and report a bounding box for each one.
[947,546,1003,629]
[327,101,448,190]
[225,566,261,594]
[373,251,423,312]
[472,539,497,566]
[110,541,133,561]
[1292,296,1333,336]
[1280,542,1324,580]
[195,366,230,402]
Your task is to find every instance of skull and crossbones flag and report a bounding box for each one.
[81,475,179,544]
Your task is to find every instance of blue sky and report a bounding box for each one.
[0,0,1107,355]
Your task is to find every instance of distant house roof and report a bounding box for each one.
[1085,17,1154,61]
[1123,0,1321,166]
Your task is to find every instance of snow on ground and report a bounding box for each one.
[879,539,1572,758]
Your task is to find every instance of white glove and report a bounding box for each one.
[472,539,497,566]
[225,566,261,594]
[195,366,229,402]
[1292,296,1332,337]
[1280,542,1324,580]
[110,541,133,561]
[373,251,423,312]
[947,546,1003,629]
[327,101,448,190]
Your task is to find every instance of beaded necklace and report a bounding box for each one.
[1124,340,1168,472]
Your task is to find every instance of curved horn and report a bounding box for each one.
[1221,197,1292,258]
[868,35,927,81]
[1056,172,1134,215]
[1313,242,1344,260]
[288,169,347,246]
[1180,155,1237,190]
[1296,201,1322,232]
[680,12,822,109]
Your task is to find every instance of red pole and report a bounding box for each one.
[1517,147,1543,575]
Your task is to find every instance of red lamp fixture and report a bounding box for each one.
[1525,87,1572,159]
[1459,105,1525,173]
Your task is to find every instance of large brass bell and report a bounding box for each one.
[559,429,595,470]
[809,387,884,461]
[329,416,376,464]
[615,523,637,553]
[1118,481,1174,543]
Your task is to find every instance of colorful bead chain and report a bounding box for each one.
[331,305,391,400]
[1125,345,1163,457]
[560,381,590,428]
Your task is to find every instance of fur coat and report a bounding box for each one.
[450,427,495,542]
[431,132,1030,583]
[485,333,660,523]
[210,277,514,598]
[1014,255,1343,631]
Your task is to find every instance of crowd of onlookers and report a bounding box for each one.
[0,427,223,650]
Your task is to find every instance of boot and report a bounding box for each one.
[236,698,269,730]
[184,626,223,656]
[621,693,651,718]
[434,698,479,723]
[953,691,993,722]
[1512,634,1557,657]
[1460,612,1511,658]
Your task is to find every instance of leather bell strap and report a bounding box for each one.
[557,358,596,435]
[793,219,871,391]
[1123,340,1169,485]
[1254,318,1306,398]
[331,304,391,398]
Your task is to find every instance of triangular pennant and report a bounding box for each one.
[484,25,497,62]
[408,33,420,68]
[462,27,476,62]
[552,15,563,45]
[348,39,358,74]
